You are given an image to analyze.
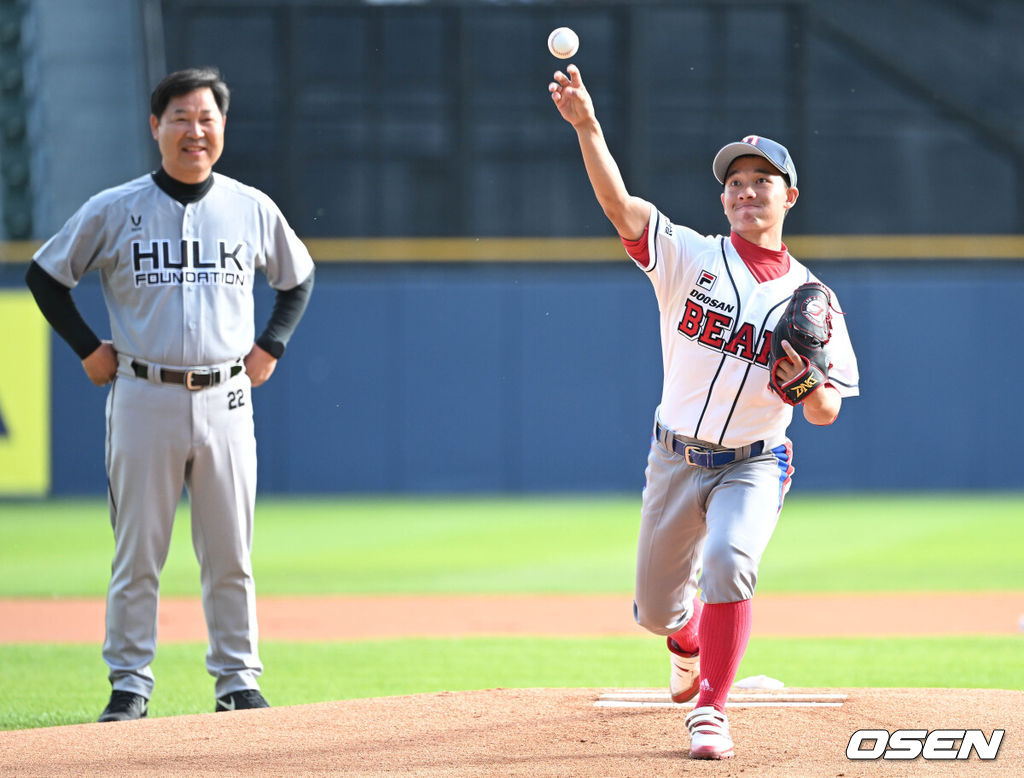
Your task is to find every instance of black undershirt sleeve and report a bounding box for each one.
[255,268,315,359]
[24,260,102,360]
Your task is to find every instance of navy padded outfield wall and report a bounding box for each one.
[10,258,1023,495]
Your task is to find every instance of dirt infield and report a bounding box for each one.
[1,591,1022,642]
[1,593,1021,775]
[1,687,1021,776]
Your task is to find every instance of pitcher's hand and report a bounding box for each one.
[549,64,596,129]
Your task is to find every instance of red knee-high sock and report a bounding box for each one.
[668,596,703,654]
[695,599,753,712]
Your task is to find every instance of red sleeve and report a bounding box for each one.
[620,225,650,269]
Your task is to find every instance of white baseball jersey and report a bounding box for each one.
[631,206,859,449]
[33,172,314,367]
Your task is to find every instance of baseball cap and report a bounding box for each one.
[713,135,797,188]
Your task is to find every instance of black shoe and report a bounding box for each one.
[215,689,269,712]
[98,690,148,722]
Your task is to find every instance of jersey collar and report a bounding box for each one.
[729,230,791,283]
[152,167,214,205]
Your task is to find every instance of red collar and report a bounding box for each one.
[729,231,790,283]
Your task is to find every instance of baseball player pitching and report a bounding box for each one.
[549,64,859,759]
[25,67,314,721]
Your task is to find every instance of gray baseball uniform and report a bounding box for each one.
[33,170,314,699]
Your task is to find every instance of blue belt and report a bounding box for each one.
[655,422,764,468]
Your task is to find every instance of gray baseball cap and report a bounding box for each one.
[713,135,797,187]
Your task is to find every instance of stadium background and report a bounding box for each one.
[1,0,1023,496]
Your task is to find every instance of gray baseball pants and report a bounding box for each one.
[633,424,791,635]
[103,367,262,698]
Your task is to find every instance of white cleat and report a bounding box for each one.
[667,638,700,703]
[686,705,735,760]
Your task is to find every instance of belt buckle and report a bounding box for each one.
[184,369,202,391]
[683,445,706,467]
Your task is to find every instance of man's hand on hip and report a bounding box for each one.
[244,343,277,387]
[82,341,117,386]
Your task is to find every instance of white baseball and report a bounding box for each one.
[547,27,579,59]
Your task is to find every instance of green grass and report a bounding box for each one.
[0,496,638,596]
[1,493,1023,596]
[2,635,1020,729]
[1,493,1022,731]
[760,492,1024,592]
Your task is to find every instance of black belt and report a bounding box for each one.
[131,360,243,391]
[655,421,764,468]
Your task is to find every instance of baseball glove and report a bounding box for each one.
[769,281,833,406]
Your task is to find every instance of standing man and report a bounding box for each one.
[549,65,858,759]
[26,67,314,721]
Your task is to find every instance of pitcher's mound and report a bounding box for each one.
[2,687,1021,776]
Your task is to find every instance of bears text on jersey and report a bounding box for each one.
[676,291,773,368]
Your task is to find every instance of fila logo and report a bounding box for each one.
[130,214,142,230]
[742,134,761,146]
[697,270,717,291]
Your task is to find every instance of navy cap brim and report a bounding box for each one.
[713,142,793,186]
